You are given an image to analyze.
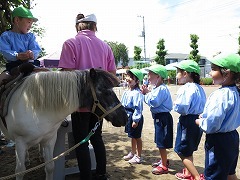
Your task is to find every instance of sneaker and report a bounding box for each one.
[200,174,205,180]
[123,152,134,160]
[6,140,15,147]
[128,155,143,164]
[152,159,170,168]
[152,165,168,175]
[94,173,110,180]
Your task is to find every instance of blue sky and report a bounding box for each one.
[32,0,240,59]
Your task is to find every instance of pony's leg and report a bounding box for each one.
[15,140,27,180]
[42,133,58,180]
[25,150,30,166]
[38,143,45,162]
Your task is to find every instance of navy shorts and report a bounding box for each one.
[6,60,40,74]
[174,114,203,157]
[204,130,239,180]
[125,109,144,139]
[152,112,173,149]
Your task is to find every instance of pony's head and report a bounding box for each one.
[21,69,127,127]
[76,68,127,127]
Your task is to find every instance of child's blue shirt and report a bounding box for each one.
[121,88,143,123]
[199,86,240,133]
[174,82,206,115]
[0,31,41,62]
[144,84,172,113]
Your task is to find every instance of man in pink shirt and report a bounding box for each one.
[59,14,116,73]
[59,13,116,180]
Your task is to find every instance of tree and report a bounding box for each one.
[189,34,201,63]
[155,39,167,65]
[106,41,129,67]
[133,46,142,61]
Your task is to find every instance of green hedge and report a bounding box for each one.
[200,77,213,85]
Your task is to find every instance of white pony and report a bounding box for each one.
[0,68,127,180]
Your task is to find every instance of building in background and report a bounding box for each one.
[164,53,210,77]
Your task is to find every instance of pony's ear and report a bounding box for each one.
[90,68,97,79]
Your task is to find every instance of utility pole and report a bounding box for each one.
[138,15,146,61]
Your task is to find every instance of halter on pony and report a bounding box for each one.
[90,80,122,120]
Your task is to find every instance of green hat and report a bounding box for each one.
[174,60,200,75]
[12,6,38,22]
[147,64,168,79]
[209,53,240,73]
[129,68,143,81]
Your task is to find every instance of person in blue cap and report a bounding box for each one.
[142,64,173,175]
[121,68,144,164]
[0,6,41,82]
[173,60,206,180]
[196,53,240,180]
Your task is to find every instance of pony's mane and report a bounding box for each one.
[21,71,81,113]
[19,69,119,113]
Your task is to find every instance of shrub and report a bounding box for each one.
[200,77,213,85]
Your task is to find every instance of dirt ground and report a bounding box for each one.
[0,85,240,180]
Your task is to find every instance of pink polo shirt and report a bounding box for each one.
[59,30,116,112]
[59,30,116,71]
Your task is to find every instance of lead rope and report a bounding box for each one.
[0,122,101,180]
[1,81,122,180]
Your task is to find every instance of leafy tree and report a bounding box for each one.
[189,34,201,63]
[133,46,142,61]
[155,39,167,65]
[133,46,143,69]
[106,41,129,67]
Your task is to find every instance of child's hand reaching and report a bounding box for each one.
[195,114,203,125]
[132,122,138,128]
[27,50,34,59]
[17,50,34,61]
[141,84,149,95]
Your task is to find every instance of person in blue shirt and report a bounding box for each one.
[0,6,41,82]
[142,64,173,175]
[121,69,144,164]
[196,53,240,180]
[173,60,206,180]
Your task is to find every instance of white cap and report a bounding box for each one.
[78,14,97,23]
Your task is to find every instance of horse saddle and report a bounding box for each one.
[0,73,26,127]
[0,63,46,128]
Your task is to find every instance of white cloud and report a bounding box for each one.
[32,0,240,59]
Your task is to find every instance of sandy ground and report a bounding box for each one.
[0,85,240,180]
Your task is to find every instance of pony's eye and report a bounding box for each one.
[97,88,111,96]
[101,89,112,96]
[105,90,112,96]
